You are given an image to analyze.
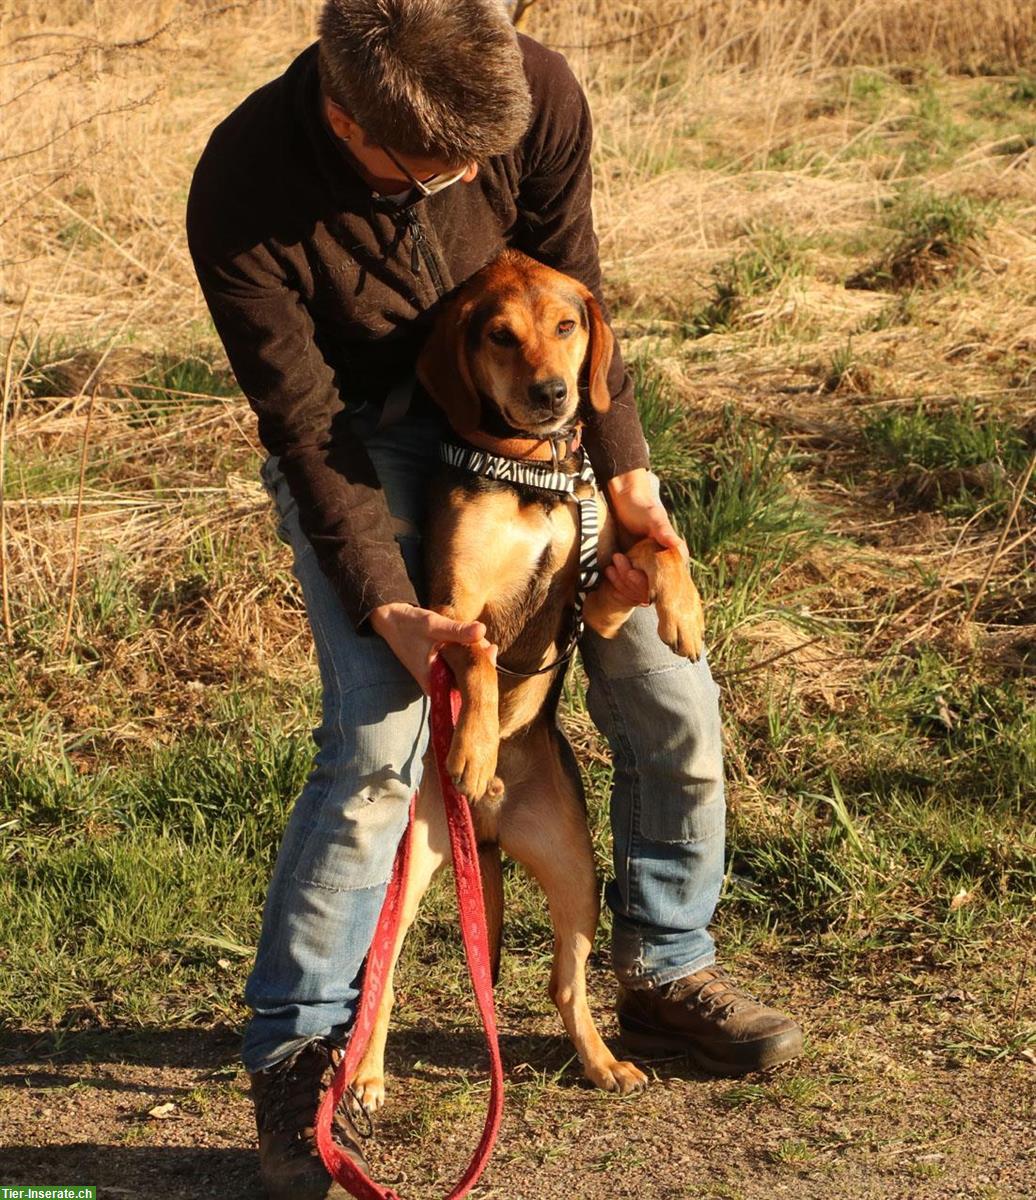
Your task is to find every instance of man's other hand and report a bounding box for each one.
[370,602,495,693]
[605,468,690,607]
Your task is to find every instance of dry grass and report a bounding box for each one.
[529,0,1036,72]
[1,0,1034,700]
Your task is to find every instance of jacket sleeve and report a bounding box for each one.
[186,176,419,630]
[514,44,649,481]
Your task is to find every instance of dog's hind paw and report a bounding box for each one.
[585,1056,649,1095]
[348,1073,386,1114]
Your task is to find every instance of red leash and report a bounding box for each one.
[315,656,505,1198]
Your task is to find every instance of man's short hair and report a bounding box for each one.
[318,0,532,164]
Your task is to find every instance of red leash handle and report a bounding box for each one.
[315,656,505,1199]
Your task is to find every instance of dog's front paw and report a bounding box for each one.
[656,580,704,661]
[348,1071,386,1114]
[585,1056,649,1095]
[651,550,704,661]
[446,726,500,800]
[625,541,705,661]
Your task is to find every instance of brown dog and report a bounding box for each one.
[349,250,704,1106]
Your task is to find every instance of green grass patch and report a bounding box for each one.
[123,352,239,426]
[822,337,874,394]
[682,227,806,338]
[12,334,95,400]
[671,420,818,562]
[860,402,1030,515]
[0,706,318,1026]
[628,355,693,484]
[7,339,237,415]
[852,293,919,333]
[0,829,268,1028]
[848,189,990,291]
[885,188,989,246]
[635,365,821,560]
[1009,76,1036,103]
[863,403,1028,473]
[720,645,1034,975]
[848,69,892,108]
[0,719,311,851]
[902,82,979,171]
[127,352,238,402]
[4,445,101,502]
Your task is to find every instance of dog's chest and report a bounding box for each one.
[480,497,578,644]
[427,476,583,674]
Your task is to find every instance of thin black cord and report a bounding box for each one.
[548,10,699,52]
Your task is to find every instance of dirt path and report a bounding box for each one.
[3,970,1032,1200]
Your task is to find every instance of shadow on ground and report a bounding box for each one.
[2,1144,258,1199]
[1,1026,244,1069]
[1,1021,706,1086]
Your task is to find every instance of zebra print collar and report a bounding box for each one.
[438,437,601,678]
[439,439,596,495]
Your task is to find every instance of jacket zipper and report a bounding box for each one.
[403,208,448,298]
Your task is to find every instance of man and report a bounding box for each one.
[187,2,802,1196]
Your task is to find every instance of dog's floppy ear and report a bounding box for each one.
[581,291,614,414]
[417,298,480,434]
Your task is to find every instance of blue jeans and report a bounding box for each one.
[242,413,726,1074]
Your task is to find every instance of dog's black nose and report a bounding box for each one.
[528,377,568,411]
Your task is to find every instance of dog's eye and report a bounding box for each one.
[488,326,517,347]
[557,319,576,337]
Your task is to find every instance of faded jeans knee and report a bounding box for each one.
[290,682,428,894]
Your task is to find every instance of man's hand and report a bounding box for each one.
[605,468,689,607]
[370,602,495,693]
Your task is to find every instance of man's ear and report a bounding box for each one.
[416,298,480,434]
[581,291,614,414]
[324,97,357,141]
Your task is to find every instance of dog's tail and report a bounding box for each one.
[477,841,504,986]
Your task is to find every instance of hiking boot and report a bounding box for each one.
[249,1039,370,1200]
[617,965,803,1075]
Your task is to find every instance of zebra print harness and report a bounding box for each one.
[439,437,601,678]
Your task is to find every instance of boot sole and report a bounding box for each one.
[260,1166,357,1200]
[617,1017,803,1076]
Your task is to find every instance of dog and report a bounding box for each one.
[349,249,704,1106]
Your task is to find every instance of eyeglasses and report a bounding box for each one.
[378,141,470,198]
[326,99,470,197]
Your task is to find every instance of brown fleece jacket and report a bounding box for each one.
[186,34,649,629]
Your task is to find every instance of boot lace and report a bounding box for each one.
[662,967,759,1023]
[255,1042,369,1149]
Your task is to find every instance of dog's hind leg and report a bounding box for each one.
[496,726,648,1095]
[349,767,450,1113]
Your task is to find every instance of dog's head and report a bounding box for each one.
[417,250,614,438]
